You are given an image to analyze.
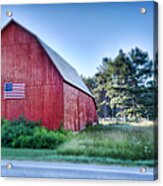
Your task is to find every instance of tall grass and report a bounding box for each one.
[1,124,157,166]
[57,124,157,161]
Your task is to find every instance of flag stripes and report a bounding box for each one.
[4,83,25,99]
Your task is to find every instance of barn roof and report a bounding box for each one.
[38,39,92,97]
[2,19,93,97]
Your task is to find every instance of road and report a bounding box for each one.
[1,160,157,181]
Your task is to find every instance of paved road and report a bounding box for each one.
[1,160,157,181]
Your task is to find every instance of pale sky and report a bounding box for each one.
[1,2,154,77]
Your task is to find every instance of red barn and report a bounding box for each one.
[1,19,98,131]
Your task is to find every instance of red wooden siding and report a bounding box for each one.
[1,22,64,129]
[64,83,97,131]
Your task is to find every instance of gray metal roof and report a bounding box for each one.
[2,19,93,97]
[38,39,92,97]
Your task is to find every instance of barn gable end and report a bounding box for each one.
[1,19,98,131]
[2,21,64,129]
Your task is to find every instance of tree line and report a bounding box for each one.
[82,47,158,122]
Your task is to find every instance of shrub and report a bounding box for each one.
[1,117,71,149]
[1,117,10,126]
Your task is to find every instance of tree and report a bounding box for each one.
[93,47,155,121]
[81,75,96,93]
[94,58,112,117]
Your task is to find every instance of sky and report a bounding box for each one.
[1,2,154,77]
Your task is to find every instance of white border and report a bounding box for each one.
[0,0,162,186]
[0,0,156,4]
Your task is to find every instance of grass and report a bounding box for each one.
[1,124,158,167]
[1,147,155,167]
[57,124,157,161]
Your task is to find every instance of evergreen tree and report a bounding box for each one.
[82,47,155,121]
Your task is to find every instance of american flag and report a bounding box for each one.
[4,83,25,99]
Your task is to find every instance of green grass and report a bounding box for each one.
[57,125,157,161]
[1,124,157,167]
[1,147,155,167]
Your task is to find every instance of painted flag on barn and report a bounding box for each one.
[4,83,25,99]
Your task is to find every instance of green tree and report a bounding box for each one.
[81,75,96,93]
[94,58,112,117]
[94,47,155,121]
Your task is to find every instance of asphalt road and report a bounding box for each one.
[1,160,157,181]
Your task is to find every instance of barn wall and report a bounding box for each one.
[1,22,64,129]
[63,82,97,131]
